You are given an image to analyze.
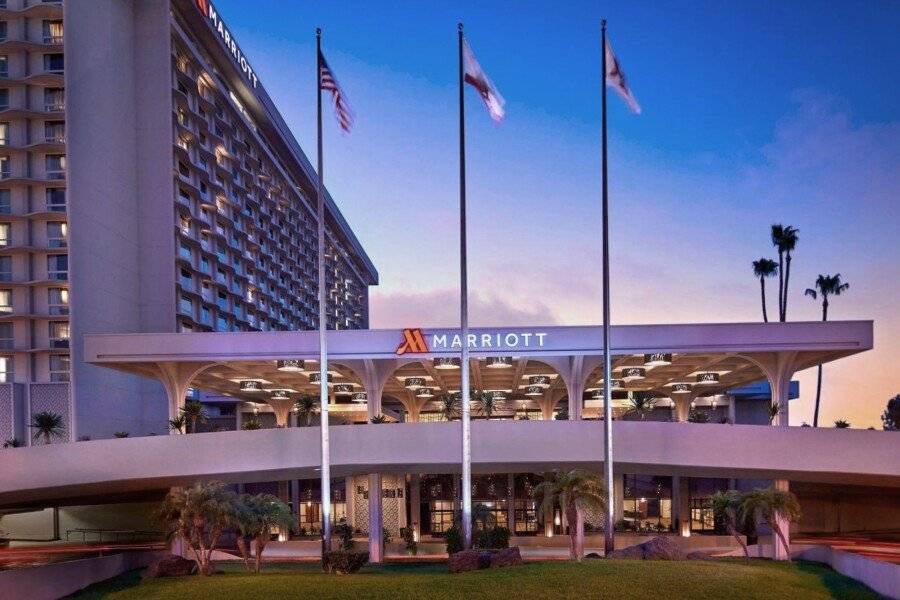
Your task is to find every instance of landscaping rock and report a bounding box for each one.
[143,554,196,578]
[686,551,713,561]
[585,552,602,559]
[490,546,523,568]
[449,549,483,573]
[608,536,687,561]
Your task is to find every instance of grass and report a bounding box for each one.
[68,559,883,600]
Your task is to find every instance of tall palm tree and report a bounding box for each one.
[710,490,754,560]
[168,415,186,434]
[229,493,293,574]
[625,392,656,421]
[804,274,850,426]
[740,487,801,561]
[474,391,501,419]
[30,411,65,444]
[180,400,208,434]
[532,469,607,561]
[771,224,799,321]
[439,393,460,421]
[294,395,318,427]
[751,258,778,322]
[157,481,236,575]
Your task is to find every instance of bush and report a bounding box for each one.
[322,550,368,574]
[444,524,463,555]
[333,518,354,551]
[475,526,510,550]
[400,526,417,554]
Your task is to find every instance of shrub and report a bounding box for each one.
[322,550,368,574]
[475,526,510,550]
[333,518,354,551]
[444,524,463,555]
[399,526,417,554]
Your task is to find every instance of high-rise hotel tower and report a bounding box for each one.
[0,0,377,443]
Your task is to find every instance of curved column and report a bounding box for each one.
[153,361,219,427]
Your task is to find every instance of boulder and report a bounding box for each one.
[585,552,602,559]
[449,549,482,573]
[490,546,523,568]
[143,554,197,578]
[608,536,687,561]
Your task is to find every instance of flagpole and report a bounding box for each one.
[600,18,616,557]
[457,22,472,551]
[315,27,332,557]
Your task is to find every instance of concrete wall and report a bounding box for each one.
[1,502,158,541]
[794,482,900,534]
[66,0,172,440]
[795,545,899,599]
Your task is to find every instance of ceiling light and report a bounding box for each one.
[270,390,290,401]
[276,359,304,372]
[415,387,435,398]
[485,356,513,369]
[528,375,551,388]
[643,353,672,367]
[240,380,264,392]
[621,367,646,382]
[696,372,720,385]
[671,383,692,394]
[524,385,543,397]
[591,389,604,400]
[490,390,506,401]
[351,392,367,403]
[599,378,624,390]
[308,372,333,385]
[404,377,426,389]
[434,357,461,370]
[333,384,354,395]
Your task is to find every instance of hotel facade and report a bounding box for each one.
[0,0,377,444]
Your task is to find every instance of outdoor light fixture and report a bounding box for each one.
[671,383,692,394]
[333,384,354,395]
[599,378,624,390]
[308,372,333,385]
[351,392,367,403]
[528,375,551,388]
[591,389,604,400]
[415,387,435,398]
[433,357,461,370]
[524,385,543,396]
[490,390,506,401]
[270,390,290,401]
[621,367,646,381]
[485,356,513,369]
[696,372,720,385]
[276,359,304,372]
[404,377,426,389]
[239,380,263,392]
[643,353,672,367]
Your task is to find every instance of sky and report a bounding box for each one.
[214,0,900,428]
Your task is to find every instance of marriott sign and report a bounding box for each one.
[396,328,548,355]
[195,0,259,89]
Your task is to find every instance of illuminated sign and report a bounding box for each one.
[395,328,548,355]
[195,0,259,89]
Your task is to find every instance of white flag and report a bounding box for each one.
[605,38,641,114]
[463,39,505,122]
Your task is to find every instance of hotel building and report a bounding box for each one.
[0,0,377,444]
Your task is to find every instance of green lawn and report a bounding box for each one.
[69,559,883,600]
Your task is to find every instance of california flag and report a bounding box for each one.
[463,40,505,122]
[605,38,641,114]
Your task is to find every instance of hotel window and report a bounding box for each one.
[49,353,70,382]
[216,291,228,311]
[199,256,210,274]
[44,87,64,111]
[0,122,8,145]
[45,153,66,179]
[514,499,538,534]
[49,321,69,348]
[43,53,64,74]
[179,294,193,316]
[179,215,190,234]
[180,268,193,290]
[178,242,192,261]
[0,256,10,281]
[48,287,68,315]
[0,323,13,349]
[0,356,11,383]
[0,223,9,247]
[0,56,7,78]
[46,188,65,211]
[0,89,7,110]
[215,315,229,332]
[200,305,211,325]
[0,22,6,42]
[0,156,9,178]
[44,120,64,143]
[0,289,10,313]
[47,253,67,280]
[42,20,63,44]
[47,221,66,248]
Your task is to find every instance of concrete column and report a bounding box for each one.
[672,476,691,537]
[368,473,383,562]
[740,352,798,427]
[235,406,243,431]
[772,479,791,560]
[344,477,355,530]
[267,398,294,427]
[409,474,421,538]
[613,473,624,522]
[290,480,299,532]
[726,395,736,424]
[673,395,693,422]
[506,473,515,532]
[574,510,585,560]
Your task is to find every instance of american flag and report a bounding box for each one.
[319,50,353,133]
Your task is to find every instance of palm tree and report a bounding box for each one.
[805,273,850,427]
[834,419,850,429]
[113,431,130,438]
[474,391,501,419]
[230,493,293,574]
[752,258,778,322]
[180,400,208,434]
[768,402,781,425]
[625,392,656,420]
[439,393,460,421]
[532,470,607,561]
[771,224,799,321]
[710,490,754,560]
[740,487,801,560]
[241,418,262,430]
[294,395,318,427]
[30,411,65,444]
[370,414,388,424]
[157,481,237,575]
[3,437,21,448]
[168,415,186,434]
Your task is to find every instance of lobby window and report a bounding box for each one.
[0,355,11,383]
[0,55,7,78]
[44,120,64,143]
[49,321,69,348]
[43,53,64,74]
[44,87,64,111]
[623,475,672,533]
[45,153,66,179]
[0,122,8,145]
[430,500,455,534]
[48,287,68,315]
[47,253,67,280]
[0,289,10,313]
[0,256,10,281]
[49,353,70,382]
[0,323,13,350]
[47,221,66,247]
[42,19,63,44]
[46,188,65,211]
[0,223,9,247]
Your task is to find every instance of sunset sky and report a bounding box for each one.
[216,0,899,427]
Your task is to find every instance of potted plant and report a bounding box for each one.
[400,526,417,556]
